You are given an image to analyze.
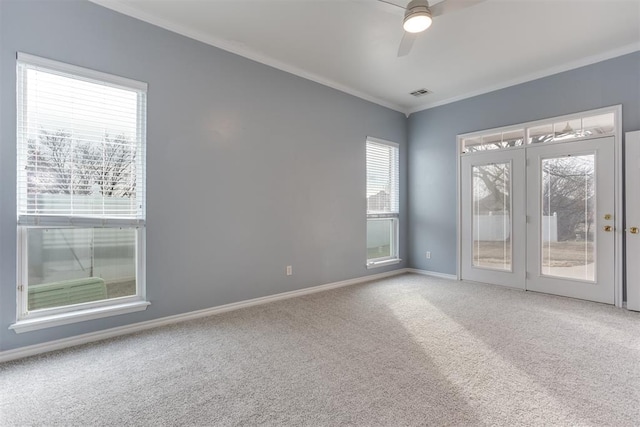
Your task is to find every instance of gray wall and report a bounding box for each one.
[408,52,640,274]
[0,0,407,351]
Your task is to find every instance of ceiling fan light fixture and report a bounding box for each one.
[403,1,432,33]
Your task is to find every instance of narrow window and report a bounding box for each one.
[366,138,400,267]
[15,54,147,328]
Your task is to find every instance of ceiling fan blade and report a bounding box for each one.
[370,0,405,15]
[397,32,418,57]
[430,0,486,17]
[377,0,406,10]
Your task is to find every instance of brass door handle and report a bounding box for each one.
[631,227,639,235]
[603,225,613,232]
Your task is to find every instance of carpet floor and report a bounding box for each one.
[1,274,639,426]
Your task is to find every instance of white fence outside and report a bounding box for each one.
[29,228,135,285]
[473,213,557,242]
[367,219,391,247]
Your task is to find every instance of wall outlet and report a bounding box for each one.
[426,251,431,259]
[286,265,293,276]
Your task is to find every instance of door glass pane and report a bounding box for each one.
[502,129,525,148]
[553,119,583,141]
[541,155,595,281]
[529,124,554,144]
[463,130,525,153]
[582,113,615,137]
[472,163,511,270]
[27,227,137,311]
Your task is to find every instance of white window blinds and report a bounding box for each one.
[16,53,147,226]
[366,138,399,217]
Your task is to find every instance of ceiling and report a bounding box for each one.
[91,0,640,115]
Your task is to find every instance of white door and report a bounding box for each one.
[526,137,615,304]
[461,137,616,303]
[461,149,526,288]
[626,131,640,311]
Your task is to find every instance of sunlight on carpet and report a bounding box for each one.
[388,295,583,425]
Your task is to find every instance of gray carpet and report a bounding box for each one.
[1,273,639,426]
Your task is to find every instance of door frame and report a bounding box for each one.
[456,105,623,307]
[625,130,640,311]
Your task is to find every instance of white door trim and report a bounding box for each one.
[613,107,623,307]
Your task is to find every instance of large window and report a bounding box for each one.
[366,138,400,267]
[13,53,148,331]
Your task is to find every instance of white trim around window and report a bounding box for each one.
[366,137,400,268]
[12,53,149,331]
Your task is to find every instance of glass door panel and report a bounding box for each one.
[472,163,512,271]
[540,155,595,281]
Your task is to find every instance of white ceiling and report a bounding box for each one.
[91,0,640,115]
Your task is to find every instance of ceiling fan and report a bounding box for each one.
[379,0,486,57]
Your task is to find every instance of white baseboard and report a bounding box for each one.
[0,268,408,363]
[405,268,458,281]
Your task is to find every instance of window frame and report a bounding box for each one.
[366,137,401,268]
[459,105,619,154]
[11,53,149,333]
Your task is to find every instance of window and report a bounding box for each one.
[460,108,617,153]
[13,53,148,332]
[366,138,400,267]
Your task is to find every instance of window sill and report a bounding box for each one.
[366,258,402,269]
[9,300,151,334]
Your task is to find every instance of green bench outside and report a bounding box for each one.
[28,277,107,311]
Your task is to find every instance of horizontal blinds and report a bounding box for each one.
[366,139,399,216]
[17,54,146,226]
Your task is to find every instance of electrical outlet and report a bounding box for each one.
[426,251,431,259]
[286,265,293,276]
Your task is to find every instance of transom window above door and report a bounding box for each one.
[461,107,617,154]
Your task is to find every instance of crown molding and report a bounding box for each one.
[407,42,640,116]
[88,0,407,114]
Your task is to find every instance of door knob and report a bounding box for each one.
[631,227,639,234]
[603,225,613,232]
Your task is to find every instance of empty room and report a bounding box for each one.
[1,0,639,425]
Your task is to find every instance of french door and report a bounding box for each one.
[526,138,615,303]
[461,137,616,304]
[461,149,526,288]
